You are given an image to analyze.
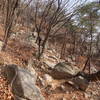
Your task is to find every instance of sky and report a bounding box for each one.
[64,0,100,13]
[23,0,100,12]
[69,0,99,7]
[70,0,99,4]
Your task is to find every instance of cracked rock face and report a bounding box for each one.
[55,62,79,75]
[50,62,80,79]
[5,64,45,100]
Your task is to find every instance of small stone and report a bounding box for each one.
[43,74,53,83]
[38,76,45,86]
[84,92,92,99]
[0,41,3,51]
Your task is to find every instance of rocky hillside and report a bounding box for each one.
[0,24,100,100]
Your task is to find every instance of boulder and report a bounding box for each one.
[5,64,45,100]
[46,61,89,91]
[43,74,53,83]
[50,62,80,79]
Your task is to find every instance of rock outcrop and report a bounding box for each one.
[45,62,90,91]
[49,62,80,79]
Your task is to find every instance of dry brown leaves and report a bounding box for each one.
[0,68,14,100]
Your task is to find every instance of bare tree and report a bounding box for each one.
[2,0,19,50]
[33,0,78,59]
[0,0,6,13]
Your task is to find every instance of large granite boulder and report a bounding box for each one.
[5,64,45,100]
[50,62,80,79]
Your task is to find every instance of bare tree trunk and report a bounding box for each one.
[2,0,19,50]
[60,30,67,59]
[2,27,10,50]
[82,13,93,74]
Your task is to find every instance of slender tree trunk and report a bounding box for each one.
[2,28,9,50]
[60,31,67,59]
[82,13,93,74]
